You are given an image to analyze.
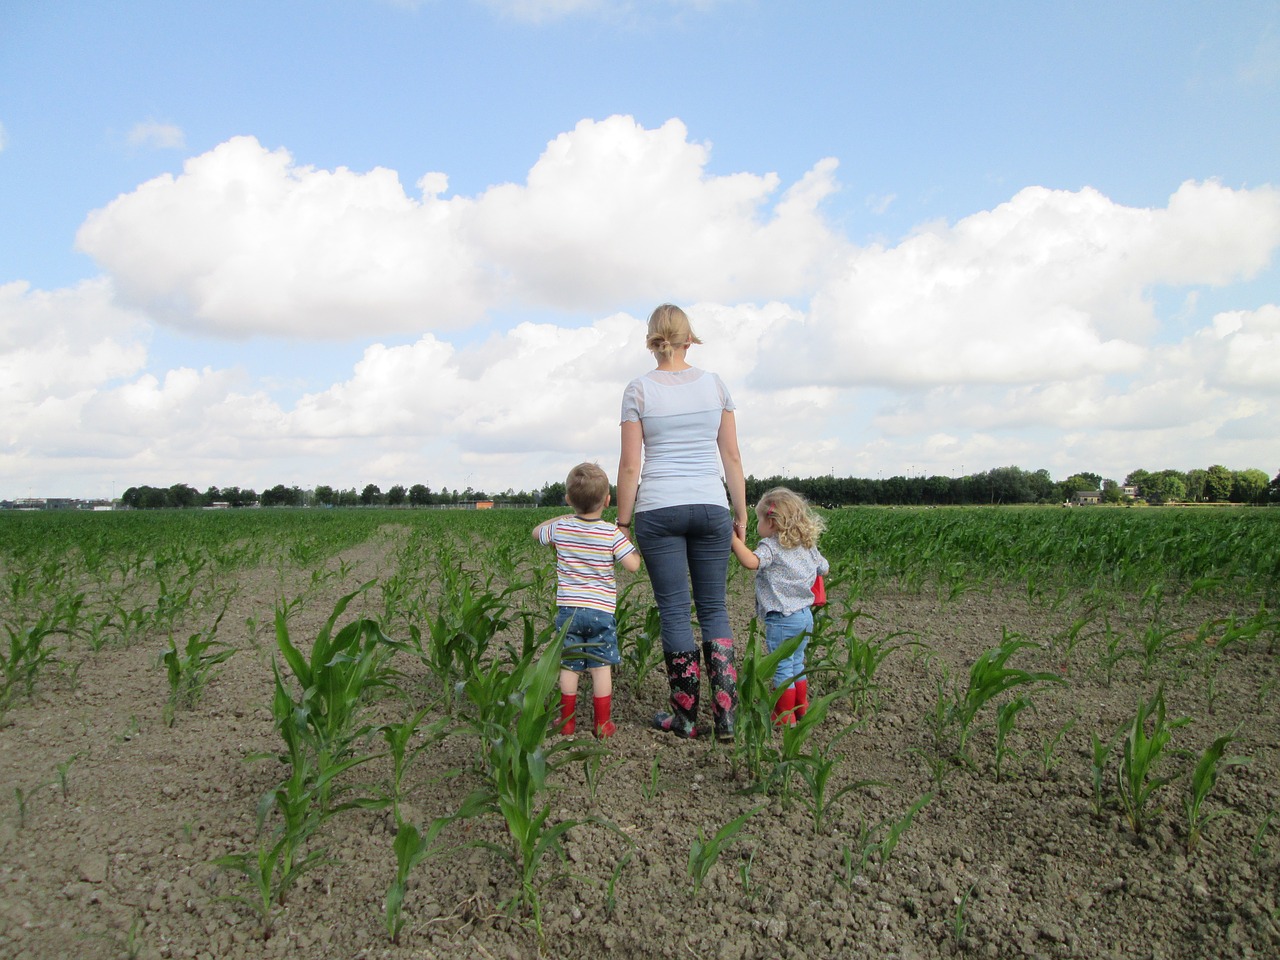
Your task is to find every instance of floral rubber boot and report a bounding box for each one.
[703,638,738,744]
[652,650,700,738]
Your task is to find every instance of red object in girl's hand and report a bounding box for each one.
[811,574,826,607]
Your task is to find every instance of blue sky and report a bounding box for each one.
[2,0,1278,499]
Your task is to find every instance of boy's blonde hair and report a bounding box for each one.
[646,303,704,362]
[756,486,825,550]
[566,462,610,513]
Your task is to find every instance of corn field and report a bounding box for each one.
[1,505,1278,960]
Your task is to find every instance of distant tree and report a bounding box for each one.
[1270,471,1280,504]
[361,483,382,506]
[262,484,302,507]
[987,466,1034,504]
[169,483,198,508]
[386,484,407,506]
[408,483,433,506]
[201,486,221,506]
[1145,472,1187,505]
[337,487,359,507]
[1204,464,1234,503]
[1185,468,1208,502]
[1231,468,1269,505]
[139,486,171,509]
[218,486,257,507]
[538,481,566,507]
[313,485,336,506]
[1029,468,1056,503]
[1102,479,1124,504]
[1124,468,1151,490]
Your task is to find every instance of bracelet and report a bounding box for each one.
[617,519,631,527]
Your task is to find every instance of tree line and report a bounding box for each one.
[117,463,1279,511]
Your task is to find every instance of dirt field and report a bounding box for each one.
[1,527,1278,960]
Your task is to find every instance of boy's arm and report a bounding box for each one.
[731,533,760,570]
[620,550,642,573]
[532,517,556,543]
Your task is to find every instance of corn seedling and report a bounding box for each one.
[161,611,235,725]
[456,636,612,938]
[642,752,662,801]
[1,615,65,710]
[214,832,324,940]
[385,815,452,944]
[731,624,807,785]
[795,718,880,835]
[604,850,632,919]
[993,696,1032,783]
[849,792,934,879]
[619,602,664,698]
[1184,732,1249,852]
[1096,614,1130,687]
[412,566,516,714]
[738,846,757,898]
[1251,810,1275,859]
[54,751,83,800]
[953,881,978,946]
[14,782,51,829]
[876,792,932,868]
[947,631,1062,764]
[1048,605,1100,672]
[377,707,450,827]
[274,582,404,759]
[687,806,762,895]
[1039,717,1076,776]
[582,750,625,806]
[1116,685,1190,835]
[809,612,913,716]
[1137,623,1182,680]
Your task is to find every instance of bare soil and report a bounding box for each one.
[2,531,1278,960]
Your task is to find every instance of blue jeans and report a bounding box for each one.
[555,606,621,671]
[764,607,812,686]
[634,504,732,654]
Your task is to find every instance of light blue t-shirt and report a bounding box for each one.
[620,368,735,513]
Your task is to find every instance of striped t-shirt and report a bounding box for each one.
[539,516,637,614]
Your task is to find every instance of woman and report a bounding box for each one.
[615,304,749,742]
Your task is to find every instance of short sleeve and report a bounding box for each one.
[620,378,644,423]
[613,531,637,561]
[754,538,777,569]
[538,520,557,546]
[712,372,735,411]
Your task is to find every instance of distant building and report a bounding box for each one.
[1073,490,1103,505]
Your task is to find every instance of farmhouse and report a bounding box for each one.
[1072,490,1103,505]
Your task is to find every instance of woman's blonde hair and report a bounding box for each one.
[646,303,703,361]
[756,487,825,550]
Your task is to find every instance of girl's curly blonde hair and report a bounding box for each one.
[756,486,825,550]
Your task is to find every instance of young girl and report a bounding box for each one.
[730,487,829,724]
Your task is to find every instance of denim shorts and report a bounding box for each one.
[555,606,621,671]
[764,607,813,686]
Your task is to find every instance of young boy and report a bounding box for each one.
[532,462,641,738]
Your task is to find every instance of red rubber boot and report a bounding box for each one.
[559,693,576,735]
[794,679,810,720]
[772,686,797,726]
[593,694,616,739]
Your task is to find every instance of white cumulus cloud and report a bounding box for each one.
[765,180,1280,389]
[74,118,843,340]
